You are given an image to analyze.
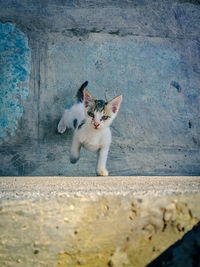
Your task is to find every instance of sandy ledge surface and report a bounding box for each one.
[0,176,200,200]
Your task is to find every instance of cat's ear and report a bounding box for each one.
[83,89,94,108]
[107,95,122,115]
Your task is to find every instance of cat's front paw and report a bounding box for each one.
[70,155,79,164]
[57,120,66,134]
[96,169,109,176]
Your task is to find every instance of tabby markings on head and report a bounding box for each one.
[94,100,107,112]
[89,99,111,117]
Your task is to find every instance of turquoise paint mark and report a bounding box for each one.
[0,23,31,138]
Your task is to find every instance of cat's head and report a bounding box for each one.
[83,89,122,130]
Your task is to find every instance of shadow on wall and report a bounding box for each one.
[147,221,200,267]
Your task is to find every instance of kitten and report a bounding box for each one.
[57,81,122,176]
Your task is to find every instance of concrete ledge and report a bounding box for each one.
[0,176,200,199]
[0,176,200,266]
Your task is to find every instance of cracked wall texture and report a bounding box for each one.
[0,194,199,266]
[0,0,200,175]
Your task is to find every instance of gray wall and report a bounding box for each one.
[0,0,200,176]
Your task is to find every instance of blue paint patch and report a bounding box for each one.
[0,23,31,138]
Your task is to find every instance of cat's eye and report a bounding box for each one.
[101,115,109,121]
[88,111,94,118]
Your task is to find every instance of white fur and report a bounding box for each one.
[57,103,84,133]
[57,94,122,176]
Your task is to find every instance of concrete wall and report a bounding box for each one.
[0,0,200,176]
[0,176,200,267]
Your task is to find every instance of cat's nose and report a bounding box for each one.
[94,122,99,128]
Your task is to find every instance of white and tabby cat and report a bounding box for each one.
[57,81,122,176]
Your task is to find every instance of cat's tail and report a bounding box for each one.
[76,81,88,102]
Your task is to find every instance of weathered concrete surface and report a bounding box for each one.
[0,0,200,176]
[0,2,200,265]
[0,176,200,199]
[0,176,200,267]
[148,222,200,267]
